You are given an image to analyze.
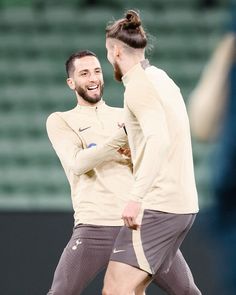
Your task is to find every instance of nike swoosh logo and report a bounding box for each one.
[113,248,126,254]
[79,126,91,132]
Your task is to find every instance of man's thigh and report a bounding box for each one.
[110,210,196,275]
[48,225,121,295]
[103,261,150,295]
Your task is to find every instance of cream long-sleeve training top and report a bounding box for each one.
[122,61,199,214]
[46,101,133,226]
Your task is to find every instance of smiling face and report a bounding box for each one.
[67,56,104,105]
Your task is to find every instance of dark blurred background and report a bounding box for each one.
[0,0,235,294]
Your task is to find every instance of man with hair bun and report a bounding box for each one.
[46,50,200,295]
[103,10,201,295]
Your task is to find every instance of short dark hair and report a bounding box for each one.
[65,50,97,78]
[106,10,147,49]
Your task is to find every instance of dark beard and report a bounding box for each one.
[75,83,104,104]
[114,61,123,82]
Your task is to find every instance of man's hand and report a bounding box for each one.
[118,147,131,158]
[122,200,141,230]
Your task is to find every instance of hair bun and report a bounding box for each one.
[124,10,141,29]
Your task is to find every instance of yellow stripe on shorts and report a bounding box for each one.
[132,211,152,274]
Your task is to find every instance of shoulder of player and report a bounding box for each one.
[126,66,178,97]
[46,107,77,129]
[145,66,168,81]
[146,66,178,88]
[46,113,65,134]
[124,74,154,98]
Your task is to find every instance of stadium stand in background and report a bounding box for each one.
[0,0,229,210]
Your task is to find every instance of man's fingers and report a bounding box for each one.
[123,149,131,157]
[118,148,124,154]
[122,215,133,227]
[123,218,130,228]
[125,217,133,228]
[117,148,131,158]
[122,216,139,230]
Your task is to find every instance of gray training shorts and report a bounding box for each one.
[110,209,196,275]
[47,221,201,295]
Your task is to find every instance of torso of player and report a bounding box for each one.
[54,102,133,226]
[123,64,199,214]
